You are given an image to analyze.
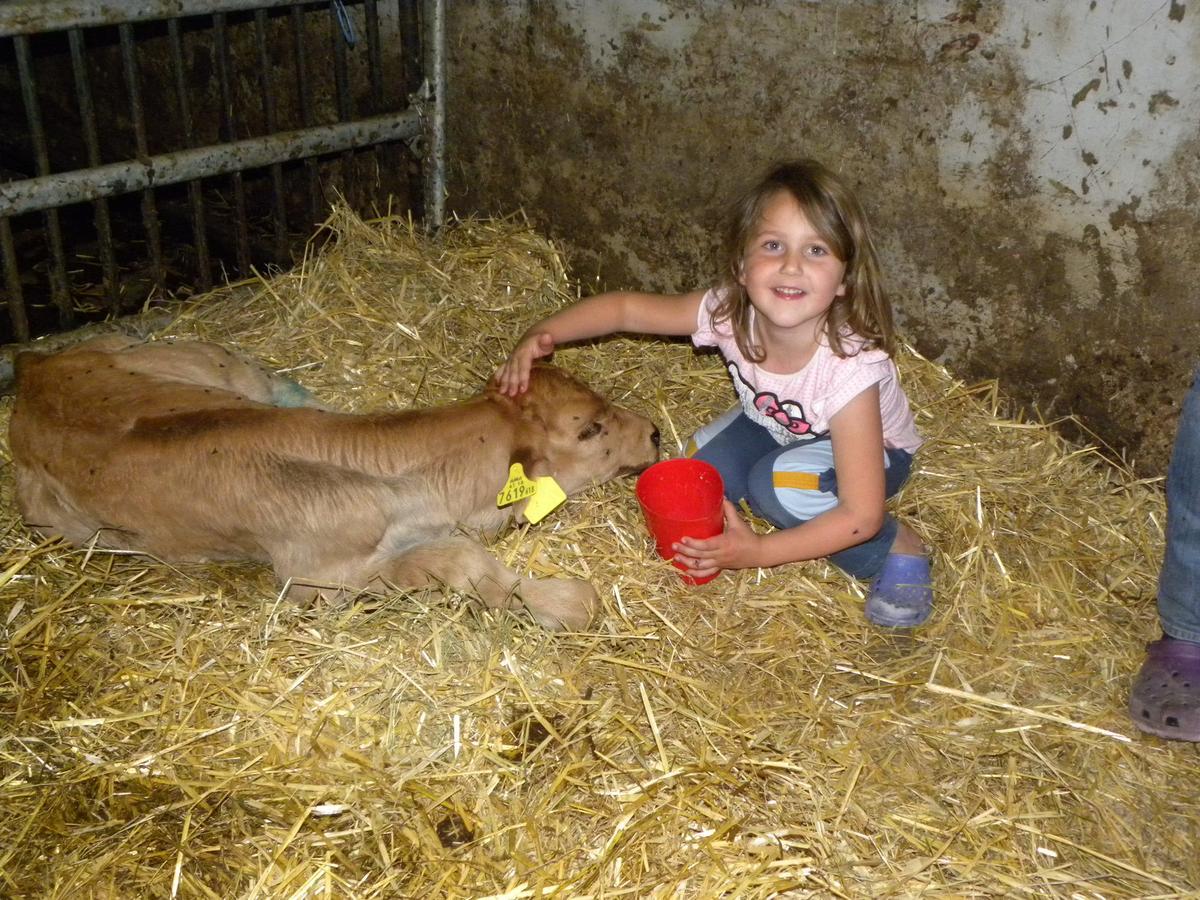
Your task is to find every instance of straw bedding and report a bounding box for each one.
[1,206,1196,898]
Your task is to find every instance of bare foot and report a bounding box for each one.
[890,522,926,556]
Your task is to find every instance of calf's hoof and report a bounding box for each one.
[524,579,599,632]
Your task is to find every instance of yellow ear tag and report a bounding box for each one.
[496,463,566,524]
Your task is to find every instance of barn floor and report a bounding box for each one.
[0,208,1196,898]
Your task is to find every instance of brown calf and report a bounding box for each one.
[9,335,660,630]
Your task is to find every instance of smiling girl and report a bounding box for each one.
[495,159,933,627]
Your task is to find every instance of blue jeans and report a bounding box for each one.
[688,408,913,580]
[1158,366,1200,642]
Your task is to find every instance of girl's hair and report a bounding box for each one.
[713,159,897,360]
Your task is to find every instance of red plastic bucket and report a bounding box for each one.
[635,458,725,585]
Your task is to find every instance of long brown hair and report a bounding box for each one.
[713,159,896,361]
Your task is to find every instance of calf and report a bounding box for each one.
[8,335,660,630]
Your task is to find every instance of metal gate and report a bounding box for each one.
[0,0,445,344]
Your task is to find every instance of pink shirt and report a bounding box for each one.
[692,288,923,453]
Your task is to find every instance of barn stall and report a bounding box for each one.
[0,0,440,345]
[1,2,1198,899]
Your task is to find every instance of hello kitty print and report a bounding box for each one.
[691,288,925,454]
[725,360,818,444]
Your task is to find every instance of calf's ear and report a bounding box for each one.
[484,379,537,413]
[510,446,550,479]
[487,382,555,433]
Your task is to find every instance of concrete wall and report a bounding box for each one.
[444,0,1200,474]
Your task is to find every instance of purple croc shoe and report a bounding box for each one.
[1128,637,1200,741]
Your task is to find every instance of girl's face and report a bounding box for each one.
[738,191,847,345]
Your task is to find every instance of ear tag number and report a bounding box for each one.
[497,463,566,524]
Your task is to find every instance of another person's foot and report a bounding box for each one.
[1129,636,1200,741]
[865,525,932,628]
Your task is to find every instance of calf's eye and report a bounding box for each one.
[578,421,603,440]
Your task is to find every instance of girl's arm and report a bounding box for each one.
[675,385,888,575]
[495,289,705,395]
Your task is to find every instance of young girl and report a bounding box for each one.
[495,159,932,627]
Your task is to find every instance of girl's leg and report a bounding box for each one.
[687,408,780,506]
[743,441,912,579]
[742,440,931,627]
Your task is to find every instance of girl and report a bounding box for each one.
[495,159,932,627]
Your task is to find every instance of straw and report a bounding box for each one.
[1,203,1196,897]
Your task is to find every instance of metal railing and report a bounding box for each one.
[0,0,445,342]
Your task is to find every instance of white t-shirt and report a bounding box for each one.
[692,288,923,453]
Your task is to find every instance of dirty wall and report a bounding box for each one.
[444,0,1200,474]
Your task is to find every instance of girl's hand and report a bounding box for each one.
[494,332,555,396]
[672,499,760,576]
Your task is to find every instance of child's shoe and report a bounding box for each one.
[865,553,932,628]
[1128,637,1200,741]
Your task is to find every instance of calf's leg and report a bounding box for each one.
[276,537,598,631]
[376,537,599,631]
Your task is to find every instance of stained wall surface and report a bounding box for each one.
[444,0,1199,473]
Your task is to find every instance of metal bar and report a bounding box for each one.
[422,0,445,229]
[168,16,212,292]
[291,3,324,227]
[0,0,332,36]
[331,1,354,193]
[1,218,30,342]
[399,0,420,95]
[255,8,289,262]
[69,26,121,312]
[362,0,385,200]
[15,34,74,329]
[399,0,423,210]
[365,0,382,112]
[214,11,250,274]
[120,22,166,291]
[0,112,420,217]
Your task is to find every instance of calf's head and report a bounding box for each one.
[490,365,660,496]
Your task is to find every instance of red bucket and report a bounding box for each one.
[636,458,725,585]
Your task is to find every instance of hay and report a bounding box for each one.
[1,204,1196,898]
